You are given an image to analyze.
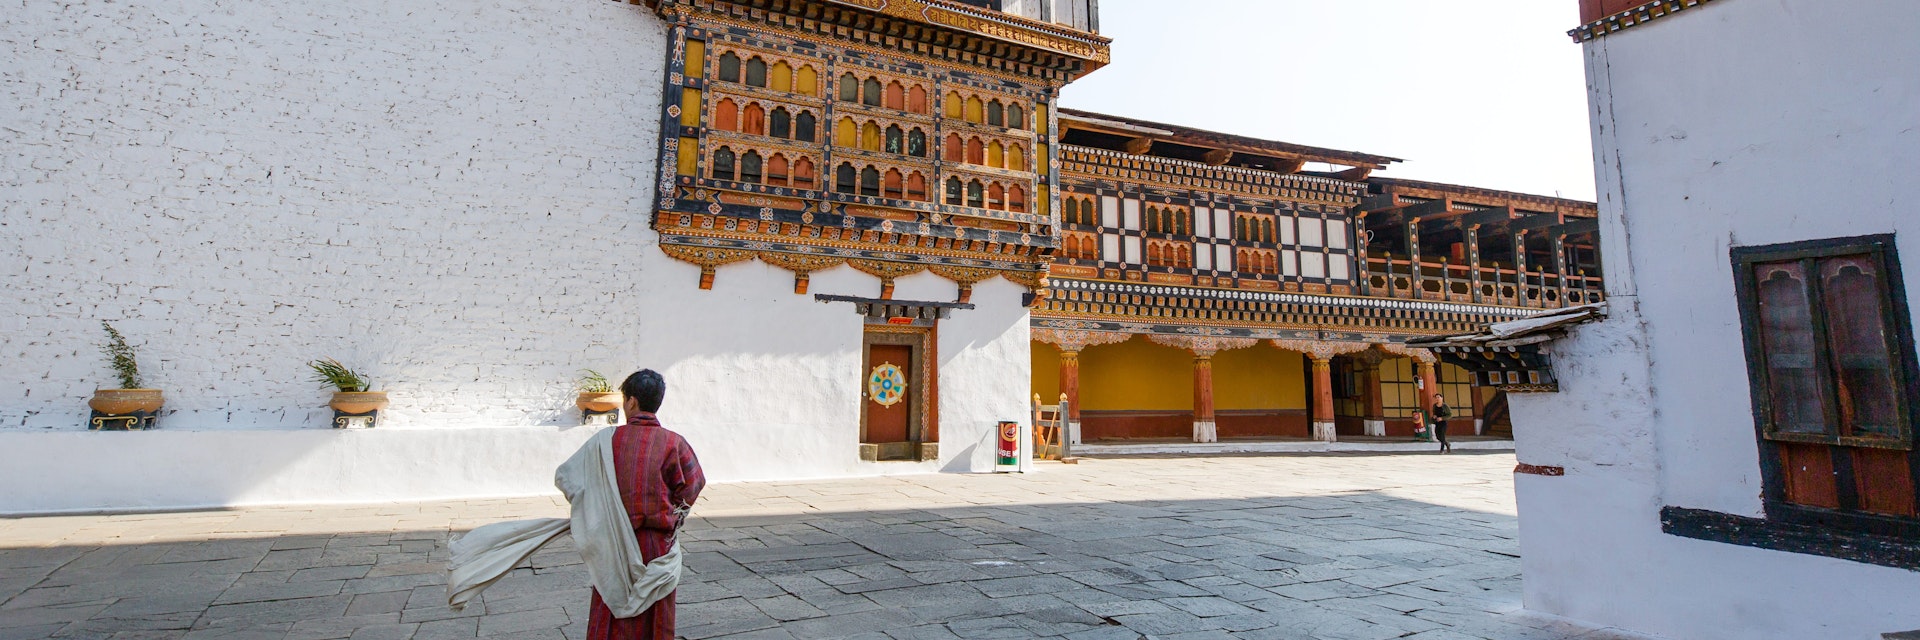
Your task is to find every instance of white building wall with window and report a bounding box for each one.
[1511,2,1920,639]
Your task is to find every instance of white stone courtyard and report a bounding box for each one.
[0,453,1657,640]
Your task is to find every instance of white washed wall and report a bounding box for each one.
[1515,1,1920,638]
[0,0,1034,513]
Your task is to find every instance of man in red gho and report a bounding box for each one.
[590,369,706,640]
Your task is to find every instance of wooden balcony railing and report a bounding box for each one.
[1362,256,1604,309]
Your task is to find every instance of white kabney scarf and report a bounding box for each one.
[445,428,682,617]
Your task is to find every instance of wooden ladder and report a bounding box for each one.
[1031,394,1065,461]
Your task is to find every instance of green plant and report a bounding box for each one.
[100,321,143,389]
[308,358,371,393]
[577,369,613,394]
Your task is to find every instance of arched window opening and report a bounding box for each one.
[835,163,857,194]
[944,92,964,119]
[885,125,904,155]
[839,74,859,102]
[884,82,905,110]
[964,97,983,123]
[1064,198,1079,225]
[1007,145,1026,172]
[862,78,882,107]
[835,118,858,147]
[794,111,817,142]
[1009,184,1027,213]
[718,52,741,82]
[945,177,963,205]
[1148,244,1163,267]
[1007,104,1025,129]
[745,57,767,87]
[712,147,736,181]
[859,166,880,197]
[793,157,816,188]
[987,141,1005,169]
[967,180,984,208]
[986,182,1005,210]
[1146,206,1160,233]
[1176,210,1189,235]
[795,66,818,96]
[966,137,985,165]
[767,154,790,185]
[861,121,883,152]
[768,107,792,139]
[944,134,964,162]
[907,129,927,157]
[769,62,792,92]
[1262,218,1275,243]
[907,172,928,201]
[741,103,766,136]
[740,151,763,183]
[1179,245,1192,268]
[908,86,928,114]
[713,98,739,131]
[883,169,904,199]
[986,100,1004,126]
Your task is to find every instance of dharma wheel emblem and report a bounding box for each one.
[868,363,907,407]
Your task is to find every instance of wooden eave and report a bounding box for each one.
[1057,108,1401,172]
[1364,177,1598,220]
[627,0,1113,81]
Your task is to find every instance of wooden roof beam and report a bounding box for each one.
[1455,205,1516,228]
[1544,218,1601,237]
[1334,166,1373,182]
[1509,211,1569,232]
[1357,193,1401,213]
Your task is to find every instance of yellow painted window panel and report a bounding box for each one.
[679,88,701,128]
[795,66,818,96]
[676,137,699,176]
[769,62,792,93]
[1036,104,1048,135]
[835,118,857,148]
[1036,143,1049,174]
[964,97,983,124]
[684,39,705,77]
[861,122,882,152]
[945,92,963,119]
[987,142,1004,168]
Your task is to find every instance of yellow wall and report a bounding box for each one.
[1078,339,1192,411]
[1212,344,1307,410]
[1031,341,1061,403]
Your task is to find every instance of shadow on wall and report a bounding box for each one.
[0,492,1653,640]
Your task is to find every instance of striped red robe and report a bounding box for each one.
[588,412,705,640]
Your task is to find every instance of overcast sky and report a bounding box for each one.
[1056,0,1598,201]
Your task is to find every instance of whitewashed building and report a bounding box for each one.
[0,0,1108,513]
[1499,1,1920,638]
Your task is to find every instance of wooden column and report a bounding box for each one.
[1512,230,1530,306]
[1362,355,1386,436]
[1406,220,1424,299]
[1417,358,1440,418]
[1551,232,1569,308]
[1466,224,1484,304]
[1058,350,1082,423]
[1311,357,1336,442]
[1192,353,1217,443]
[1355,213,1373,296]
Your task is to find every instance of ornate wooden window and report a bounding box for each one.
[907,129,927,157]
[794,112,817,142]
[768,108,791,138]
[739,151,762,183]
[792,157,815,188]
[966,138,984,165]
[986,182,1005,210]
[835,118,857,147]
[767,154,789,185]
[769,61,791,91]
[1007,145,1025,172]
[883,169,904,199]
[861,121,883,152]
[1008,185,1026,213]
[835,163,857,194]
[794,66,818,96]
[1007,104,1025,129]
[712,147,736,181]
[1733,235,1919,535]
[745,57,767,87]
[1063,198,1080,226]
[718,52,741,82]
[907,86,928,114]
[945,177,963,205]
[741,103,766,136]
[862,78,883,107]
[986,100,1004,126]
[964,96,983,123]
[987,141,1004,168]
[839,74,859,101]
[859,167,880,197]
[944,134,963,162]
[713,98,739,131]
[885,126,904,155]
[944,91,963,119]
[966,180,984,208]
[884,82,905,110]
[906,172,928,202]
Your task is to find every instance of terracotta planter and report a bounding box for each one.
[329,391,389,415]
[575,392,622,413]
[89,389,164,415]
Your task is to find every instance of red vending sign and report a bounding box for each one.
[996,421,1019,467]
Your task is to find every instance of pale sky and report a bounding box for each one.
[1057,0,1598,201]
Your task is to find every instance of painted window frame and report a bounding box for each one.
[1731,233,1920,538]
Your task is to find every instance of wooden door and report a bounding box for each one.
[864,344,913,444]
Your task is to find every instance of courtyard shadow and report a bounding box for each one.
[0,491,1654,640]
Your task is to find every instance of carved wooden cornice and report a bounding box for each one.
[757,252,848,294]
[1148,334,1258,358]
[660,244,757,290]
[1268,339,1375,362]
[1031,328,1133,353]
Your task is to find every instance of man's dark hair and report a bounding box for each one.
[622,369,666,413]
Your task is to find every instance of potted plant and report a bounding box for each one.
[575,369,622,417]
[309,358,386,427]
[88,321,163,429]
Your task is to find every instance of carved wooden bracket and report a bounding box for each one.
[848,259,929,300]
[929,265,998,304]
[1149,334,1258,358]
[758,252,847,295]
[1031,328,1134,353]
[1268,339,1378,362]
[660,245,756,290]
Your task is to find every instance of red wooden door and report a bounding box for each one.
[865,344,912,443]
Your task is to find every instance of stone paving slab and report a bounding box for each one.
[0,453,1660,639]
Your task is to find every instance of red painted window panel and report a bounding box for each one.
[1818,256,1901,438]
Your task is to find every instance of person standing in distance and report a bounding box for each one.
[1430,395,1453,454]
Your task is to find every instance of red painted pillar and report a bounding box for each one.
[1311,357,1336,442]
[1193,354,1217,443]
[1059,350,1081,422]
[1418,358,1440,418]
